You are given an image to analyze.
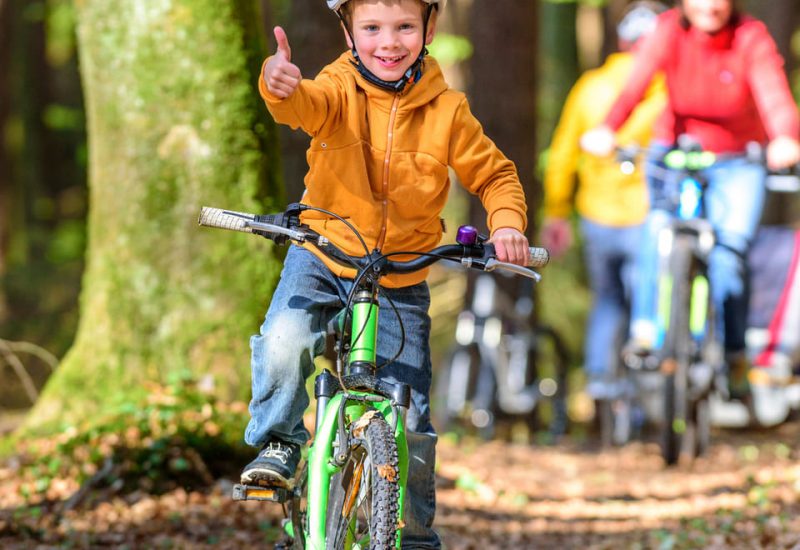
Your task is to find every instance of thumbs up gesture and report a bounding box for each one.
[263,26,302,99]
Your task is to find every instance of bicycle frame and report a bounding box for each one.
[648,147,724,463]
[653,151,717,357]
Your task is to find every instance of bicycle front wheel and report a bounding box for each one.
[660,234,695,465]
[326,412,400,549]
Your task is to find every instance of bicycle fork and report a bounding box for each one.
[303,388,409,549]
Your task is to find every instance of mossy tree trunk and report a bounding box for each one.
[0,0,11,323]
[537,0,578,157]
[25,0,284,431]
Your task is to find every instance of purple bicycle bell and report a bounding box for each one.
[456,225,479,246]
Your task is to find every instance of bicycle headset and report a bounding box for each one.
[616,1,667,44]
[326,0,445,92]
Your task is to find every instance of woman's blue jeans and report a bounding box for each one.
[245,246,441,549]
[580,218,642,380]
[630,143,766,354]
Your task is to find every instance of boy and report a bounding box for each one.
[243,1,529,546]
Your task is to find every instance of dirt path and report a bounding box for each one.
[436,423,800,549]
[2,423,799,549]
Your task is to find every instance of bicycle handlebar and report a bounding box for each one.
[198,206,549,280]
[615,140,800,193]
[199,207,310,242]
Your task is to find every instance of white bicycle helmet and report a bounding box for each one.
[327,0,445,11]
[617,1,667,44]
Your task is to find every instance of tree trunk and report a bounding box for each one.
[465,0,538,304]
[277,3,345,202]
[600,0,630,60]
[25,0,284,430]
[466,0,539,234]
[0,0,11,323]
[744,0,800,78]
[538,0,579,160]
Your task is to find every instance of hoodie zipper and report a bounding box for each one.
[375,94,400,252]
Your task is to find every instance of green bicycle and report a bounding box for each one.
[198,203,548,549]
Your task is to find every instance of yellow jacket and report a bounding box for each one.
[543,53,666,226]
[260,52,527,288]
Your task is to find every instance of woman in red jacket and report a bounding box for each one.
[581,0,800,388]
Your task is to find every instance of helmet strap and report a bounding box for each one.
[337,4,434,93]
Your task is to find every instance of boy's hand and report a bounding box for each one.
[263,26,302,99]
[489,227,530,266]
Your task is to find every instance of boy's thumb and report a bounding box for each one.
[274,26,292,61]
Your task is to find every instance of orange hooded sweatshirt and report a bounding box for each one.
[259,52,527,287]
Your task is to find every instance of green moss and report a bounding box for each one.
[24,0,285,431]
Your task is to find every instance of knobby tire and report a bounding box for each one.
[661,235,695,465]
[326,413,400,549]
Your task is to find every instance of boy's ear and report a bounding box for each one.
[425,13,438,45]
[341,21,354,49]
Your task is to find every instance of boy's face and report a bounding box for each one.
[345,0,437,83]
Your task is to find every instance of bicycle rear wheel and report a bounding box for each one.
[528,326,570,438]
[435,343,496,438]
[597,317,635,448]
[326,412,400,549]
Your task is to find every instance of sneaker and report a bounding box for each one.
[240,439,301,488]
[726,352,751,401]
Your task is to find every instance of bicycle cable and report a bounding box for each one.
[299,206,464,384]
[345,251,462,372]
[301,204,372,258]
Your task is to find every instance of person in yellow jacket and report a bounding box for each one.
[240,1,529,547]
[540,1,667,400]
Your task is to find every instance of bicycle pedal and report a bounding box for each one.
[232,483,290,503]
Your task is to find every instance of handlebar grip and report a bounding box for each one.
[529,247,550,268]
[198,207,257,233]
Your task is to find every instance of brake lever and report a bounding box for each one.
[484,259,542,282]
[245,220,310,243]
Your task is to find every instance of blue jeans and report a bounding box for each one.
[631,143,766,353]
[245,246,441,549]
[580,219,642,379]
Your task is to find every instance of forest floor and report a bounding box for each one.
[1,419,799,549]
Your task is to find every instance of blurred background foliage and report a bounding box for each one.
[1,0,799,420]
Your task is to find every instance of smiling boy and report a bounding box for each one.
[242,1,530,547]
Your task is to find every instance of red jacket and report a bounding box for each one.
[606,9,800,153]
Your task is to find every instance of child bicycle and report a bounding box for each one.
[198,203,549,549]
[434,266,569,441]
